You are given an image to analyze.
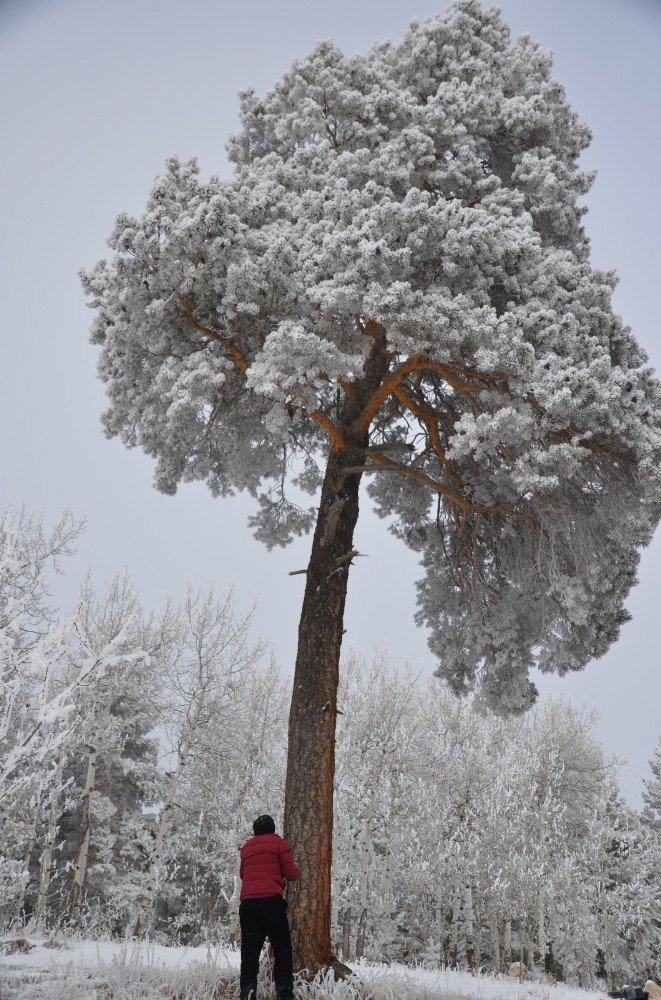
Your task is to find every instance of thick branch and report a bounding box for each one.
[392,384,465,491]
[358,353,507,436]
[368,451,472,510]
[368,451,537,527]
[180,296,249,373]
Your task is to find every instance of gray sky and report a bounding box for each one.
[1,0,659,805]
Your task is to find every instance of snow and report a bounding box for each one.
[0,937,610,1000]
[0,935,239,972]
[0,937,240,998]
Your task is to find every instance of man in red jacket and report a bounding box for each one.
[239,814,300,1000]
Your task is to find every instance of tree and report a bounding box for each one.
[0,505,85,805]
[164,657,288,943]
[643,736,661,827]
[81,0,661,973]
[65,572,161,922]
[133,585,263,938]
[0,507,149,927]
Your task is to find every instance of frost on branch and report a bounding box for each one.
[82,0,661,710]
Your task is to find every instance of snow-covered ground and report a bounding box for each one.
[0,937,610,1000]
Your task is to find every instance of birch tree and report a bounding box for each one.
[134,585,263,938]
[0,506,84,804]
[0,506,109,921]
[162,656,287,941]
[66,572,158,918]
[82,0,661,969]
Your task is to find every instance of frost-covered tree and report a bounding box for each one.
[63,572,164,925]
[82,0,661,971]
[0,507,152,929]
[0,506,85,805]
[643,736,661,827]
[162,657,287,943]
[333,652,424,962]
[134,585,263,938]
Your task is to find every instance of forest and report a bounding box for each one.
[2,506,660,989]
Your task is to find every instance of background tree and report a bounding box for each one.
[0,506,85,805]
[133,585,263,938]
[65,573,155,919]
[643,736,661,828]
[82,0,661,972]
[162,657,287,943]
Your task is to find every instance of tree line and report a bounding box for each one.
[1,506,660,988]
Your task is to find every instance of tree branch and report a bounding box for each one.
[179,296,249,373]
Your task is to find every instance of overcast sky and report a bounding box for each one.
[1,0,659,805]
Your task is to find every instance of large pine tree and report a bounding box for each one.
[82,0,661,972]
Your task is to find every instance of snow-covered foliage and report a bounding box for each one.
[82,0,661,710]
[642,736,661,826]
[133,585,268,939]
[0,506,87,803]
[3,547,660,989]
[332,654,661,986]
[0,508,161,931]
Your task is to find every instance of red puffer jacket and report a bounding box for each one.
[239,833,300,900]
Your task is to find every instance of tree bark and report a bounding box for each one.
[449,880,460,969]
[355,800,374,961]
[229,870,240,946]
[13,787,43,923]
[341,821,356,962]
[34,765,63,925]
[330,814,340,954]
[382,809,394,960]
[475,889,482,970]
[434,887,445,968]
[464,884,475,970]
[283,329,388,976]
[69,734,99,914]
[487,903,500,972]
[134,740,188,938]
[503,915,512,968]
[536,899,545,971]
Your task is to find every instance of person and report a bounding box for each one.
[239,814,300,1000]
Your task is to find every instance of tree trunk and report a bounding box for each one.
[69,736,99,914]
[283,330,388,976]
[34,765,63,925]
[382,815,394,960]
[487,903,500,972]
[503,915,512,968]
[449,880,461,969]
[134,741,188,938]
[341,820,356,962]
[464,884,475,970]
[546,904,563,980]
[475,890,482,970]
[13,787,43,923]
[536,900,545,971]
[355,803,373,961]
[229,871,240,947]
[330,814,340,954]
[342,904,352,963]
[434,887,445,968]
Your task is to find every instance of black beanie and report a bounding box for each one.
[253,814,276,836]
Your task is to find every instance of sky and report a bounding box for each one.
[1,0,659,805]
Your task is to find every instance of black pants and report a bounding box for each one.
[239,894,294,1000]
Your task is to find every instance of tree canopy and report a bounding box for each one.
[82,0,661,713]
